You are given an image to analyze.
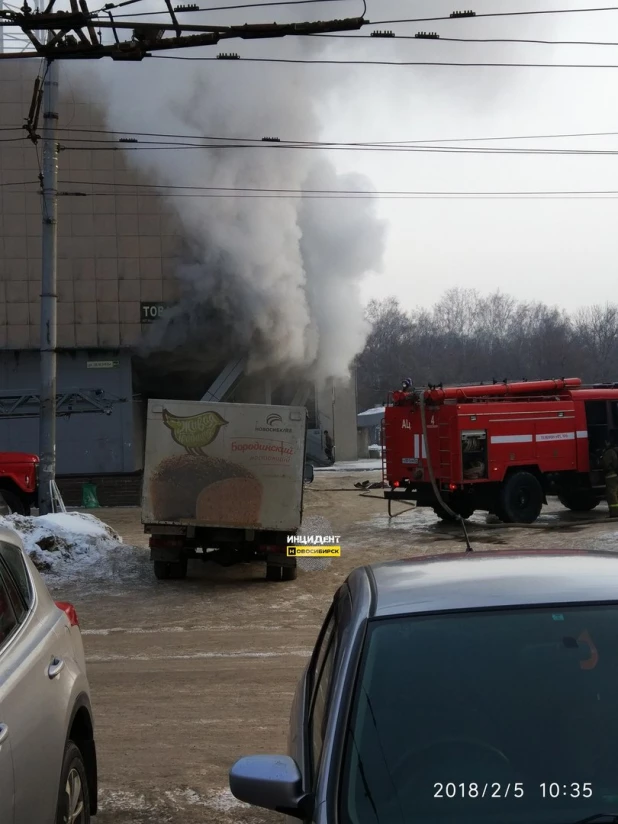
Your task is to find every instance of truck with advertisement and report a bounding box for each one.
[383,377,618,524]
[141,399,308,581]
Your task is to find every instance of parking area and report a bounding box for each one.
[44,469,618,823]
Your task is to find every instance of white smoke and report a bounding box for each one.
[68,6,386,385]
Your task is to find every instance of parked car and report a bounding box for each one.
[0,525,97,823]
[230,550,618,823]
[0,451,39,515]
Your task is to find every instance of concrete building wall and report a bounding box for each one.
[0,62,361,473]
[0,350,140,474]
[0,61,184,350]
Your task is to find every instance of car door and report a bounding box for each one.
[0,540,73,824]
[0,570,18,824]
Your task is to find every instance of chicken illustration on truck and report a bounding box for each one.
[141,399,308,581]
[383,377,618,523]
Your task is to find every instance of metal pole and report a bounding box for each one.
[38,57,59,515]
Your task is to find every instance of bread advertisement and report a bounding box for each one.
[143,401,305,530]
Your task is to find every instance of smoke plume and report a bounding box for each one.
[70,13,386,385]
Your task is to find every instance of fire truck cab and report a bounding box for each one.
[383,378,618,523]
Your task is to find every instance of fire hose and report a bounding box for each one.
[419,391,462,523]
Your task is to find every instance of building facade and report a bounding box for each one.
[0,61,358,479]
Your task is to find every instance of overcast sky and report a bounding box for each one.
[264,0,618,315]
[74,0,618,318]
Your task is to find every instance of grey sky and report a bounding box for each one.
[310,0,618,314]
[77,0,618,330]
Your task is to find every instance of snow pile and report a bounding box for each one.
[0,512,123,577]
[315,459,383,472]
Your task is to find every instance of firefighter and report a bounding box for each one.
[601,439,618,518]
[324,430,334,464]
[402,378,412,391]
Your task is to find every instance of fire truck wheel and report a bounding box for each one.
[557,490,601,512]
[500,471,543,524]
[0,490,28,515]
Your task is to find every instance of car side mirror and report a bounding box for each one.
[303,463,314,484]
[229,755,313,820]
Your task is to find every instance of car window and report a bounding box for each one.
[0,560,27,624]
[0,540,32,613]
[340,605,618,824]
[308,610,337,777]
[0,571,18,649]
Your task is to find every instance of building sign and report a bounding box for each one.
[141,302,172,324]
[87,360,119,369]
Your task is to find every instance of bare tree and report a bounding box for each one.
[356,292,618,410]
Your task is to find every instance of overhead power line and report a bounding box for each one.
[151,54,618,68]
[57,181,618,196]
[311,33,618,48]
[0,4,364,59]
[58,140,618,155]
[112,0,354,19]
[10,124,618,146]
[369,7,618,25]
[7,177,618,199]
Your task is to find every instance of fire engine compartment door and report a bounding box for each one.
[461,430,488,480]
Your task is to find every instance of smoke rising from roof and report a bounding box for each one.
[70,13,386,386]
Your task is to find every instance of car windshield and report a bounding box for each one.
[340,605,618,824]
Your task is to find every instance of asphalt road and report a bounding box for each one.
[44,471,618,823]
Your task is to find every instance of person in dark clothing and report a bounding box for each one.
[601,440,618,518]
[324,430,334,464]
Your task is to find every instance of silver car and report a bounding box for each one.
[0,525,97,823]
[230,550,618,823]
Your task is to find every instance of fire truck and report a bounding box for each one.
[383,377,618,524]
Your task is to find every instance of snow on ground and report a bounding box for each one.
[315,459,382,473]
[296,514,336,571]
[0,511,132,584]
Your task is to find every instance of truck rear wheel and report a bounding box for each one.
[266,562,297,582]
[499,471,543,524]
[266,563,283,582]
[154,559,188,580]
[558,490,601,512]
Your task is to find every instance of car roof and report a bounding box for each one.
[358,551,618,617]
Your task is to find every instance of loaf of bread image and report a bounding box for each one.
[149,454,263,525]
[196,476,263,526]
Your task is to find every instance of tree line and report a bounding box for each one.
[355,289,618,411]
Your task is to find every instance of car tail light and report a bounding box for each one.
[448,483,458,491]
[392,481,400,487]
[56,601,79,628]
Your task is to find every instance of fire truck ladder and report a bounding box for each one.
[438,421,452,478]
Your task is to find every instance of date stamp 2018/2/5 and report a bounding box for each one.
[433,783,593,799]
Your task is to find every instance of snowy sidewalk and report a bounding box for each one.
[314,459,382,473]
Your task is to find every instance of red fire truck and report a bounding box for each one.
[383,377,618,523]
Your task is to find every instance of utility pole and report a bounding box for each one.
[38,57,59,516]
